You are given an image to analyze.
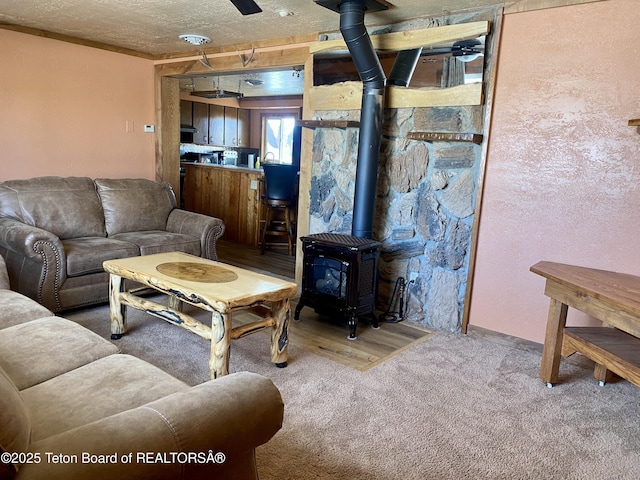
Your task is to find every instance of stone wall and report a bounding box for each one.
[308,106,483,332]
[307,9,497,332]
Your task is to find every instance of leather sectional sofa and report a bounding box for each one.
[0,254,284,480]
[0,176,225,312]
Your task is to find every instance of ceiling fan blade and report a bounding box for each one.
[230,0,262,15]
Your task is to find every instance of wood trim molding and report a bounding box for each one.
[504,0,607,14]
[461,7,504,334]
[0,23,155,59]
[294,54,316,285]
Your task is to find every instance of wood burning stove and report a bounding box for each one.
[294,233,381,339]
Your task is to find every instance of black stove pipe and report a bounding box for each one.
[339,1,386,239]
[388,48,423,87]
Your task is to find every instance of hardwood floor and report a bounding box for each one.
[218,239,434,370]
[215,239,295,279]
[287,309,434,371]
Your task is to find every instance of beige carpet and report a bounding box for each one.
[65,302,640,480]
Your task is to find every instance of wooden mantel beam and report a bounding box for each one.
[310,21,490,55]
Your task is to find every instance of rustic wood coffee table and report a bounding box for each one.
[103,252,298,379]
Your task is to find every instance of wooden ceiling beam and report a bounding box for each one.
[155,46,310,77]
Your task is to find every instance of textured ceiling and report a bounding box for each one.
[0,0,505,56]
[1,0,505,98]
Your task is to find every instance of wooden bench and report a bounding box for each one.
[530,261,640,387]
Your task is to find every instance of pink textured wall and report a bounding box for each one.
[470,0,640,343]
[0,29,155,181]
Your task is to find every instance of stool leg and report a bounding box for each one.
[260,206,271,255]
[284,206,293,256]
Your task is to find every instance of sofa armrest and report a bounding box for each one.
[21,372,283,480]
[0,254,9,289]
[0,217,66,309]
[166,209,225,261]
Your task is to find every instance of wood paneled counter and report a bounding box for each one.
[182,163,262,245]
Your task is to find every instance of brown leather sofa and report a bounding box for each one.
[0,177,225,312]
[0,254,284,480]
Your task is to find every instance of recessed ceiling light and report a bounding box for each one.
[179,34,211,46]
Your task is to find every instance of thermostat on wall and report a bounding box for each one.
[143,125,155,133]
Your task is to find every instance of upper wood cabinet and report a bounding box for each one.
[180,100,193,127]
[223,107,251,147]
[192,102,209,145]
[182,101,250,147]
[208,104,225,146]
[237,108,250,147]
[224,107,238,147]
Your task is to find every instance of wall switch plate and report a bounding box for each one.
[250,180,258,190]
[143,125,155,133]
[125,120,134,133]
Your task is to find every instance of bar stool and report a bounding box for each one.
[260,163,299,255]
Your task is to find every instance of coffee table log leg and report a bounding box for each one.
[539,297,568,387]
[210,310,231,379]
[109,274,127,340]
[271,298,290,368]
[167,294,182,312]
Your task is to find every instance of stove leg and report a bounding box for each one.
[371,312,379,330]
[347,315,358,340]
[294,300,305,321]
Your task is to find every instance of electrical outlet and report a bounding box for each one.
[250,180,258,190]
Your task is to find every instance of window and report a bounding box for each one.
[262,115,297,164]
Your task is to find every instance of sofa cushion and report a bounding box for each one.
[0,317,120,390]
[0,290,53,330]
[0,177,106,240]
[63,237,140,277]
[21,354,189,442]
[110,230,201,257]
[0,365,31,474]
[95,178,176,236]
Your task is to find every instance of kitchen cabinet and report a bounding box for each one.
[192,102,209,145]
[208,104,224,146]
[183,101,250,147]
[237,108,250,147]
[180,100,193,126]
[224,107,250,147]
[224,107,238,147]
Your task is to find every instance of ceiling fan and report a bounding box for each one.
[421,39,485,63]
[230,0,262,15]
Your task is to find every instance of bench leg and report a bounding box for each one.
[594,363,616,387]
[539,298,568,387]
